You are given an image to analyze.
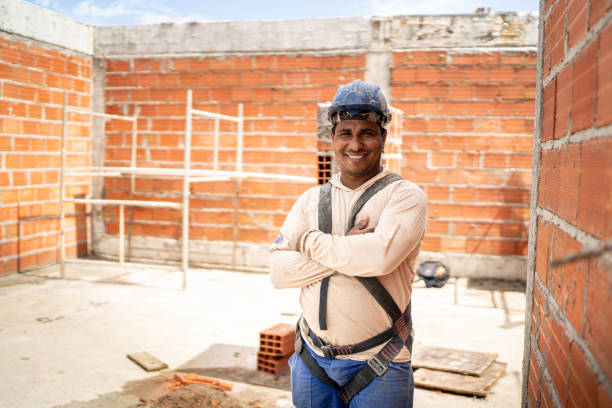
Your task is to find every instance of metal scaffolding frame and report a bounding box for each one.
[59,90,316,289]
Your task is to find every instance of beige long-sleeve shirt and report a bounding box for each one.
[269,168,427,362]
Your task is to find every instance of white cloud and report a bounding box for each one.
[32,0,52,6]
[67,0,208,25]
[367,0,495,16]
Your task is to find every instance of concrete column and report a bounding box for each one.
[365,17,392,100]
[91,57,106,254]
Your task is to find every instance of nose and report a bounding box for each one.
[347,135,363,152]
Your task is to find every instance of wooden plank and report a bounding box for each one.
[412,345,497,376]
[127,352,168,372]
[414,361,507,397]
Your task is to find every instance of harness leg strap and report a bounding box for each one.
[295,324,341,390]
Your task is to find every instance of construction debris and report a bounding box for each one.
[164,374,234,392]
[127,352,169,372]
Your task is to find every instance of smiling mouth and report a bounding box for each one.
[345,153,367,159]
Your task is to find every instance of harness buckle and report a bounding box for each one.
[320,345,334,358]
[367,355,388,376]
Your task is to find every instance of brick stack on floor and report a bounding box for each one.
[257,323,295,376]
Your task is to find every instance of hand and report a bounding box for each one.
[347,217,375,236]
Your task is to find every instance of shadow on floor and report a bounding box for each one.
[465,278,526,293]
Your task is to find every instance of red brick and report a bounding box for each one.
[596,24,612,127]
[500,52,538,65]
[500,84,536,99]
[426,220,449,234]
[394,51,448,65]
[536,220,552,284]
[489,67,516,82]
[577,139,612,239]
[259,323,295,356]
[590,0,612,28]
[256,352,290,376]
[572,40,598,132]
[467,238,525,255]
[425,186,450,201]
[549,0,567,70]
[568,0,588,49]
[451,52,499,66]
[568,342,601,408]
[555,64,572,139]
[430,152,453,167]
[528,351,541,407]
[452,187,477,202]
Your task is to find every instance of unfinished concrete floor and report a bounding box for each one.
[0,261,526,407]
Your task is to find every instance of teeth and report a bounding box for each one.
[347,154,364,159]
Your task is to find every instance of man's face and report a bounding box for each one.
[330,119,386,186]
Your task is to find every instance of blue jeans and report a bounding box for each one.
[289,342,414,408]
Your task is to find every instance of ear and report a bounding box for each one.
[329,126,335,142]
[380,127,387,144]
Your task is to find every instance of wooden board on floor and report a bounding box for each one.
[127,352,168,372]
[412,345,497,376]
[414,361,507,397]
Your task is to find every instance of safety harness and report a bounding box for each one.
[295,173,414,404]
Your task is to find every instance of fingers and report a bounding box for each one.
[356,217,369,229]
[347,218,374,236]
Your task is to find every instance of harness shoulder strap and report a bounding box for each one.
[317,182,333,329]
[345,173,403,233]
[356,276,402,321]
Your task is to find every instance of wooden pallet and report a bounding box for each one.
[414,361,507,397]
[412,345,497,376]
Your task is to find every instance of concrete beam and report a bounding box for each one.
[94,13,538,58]
[388,12,538,49]
[94,17,372,58]
[0,0,92,55]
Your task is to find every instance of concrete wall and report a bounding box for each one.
[93,13,537,279]
[522,0,611,406]
[0,0,93,275]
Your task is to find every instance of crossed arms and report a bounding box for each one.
[269,183,427,289]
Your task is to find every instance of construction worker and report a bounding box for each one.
[269,79,427,408]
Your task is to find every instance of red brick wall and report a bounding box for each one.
[526,0,611,406]
[103,54,364,244]
[392,50,537,256]
[0,34,92,275]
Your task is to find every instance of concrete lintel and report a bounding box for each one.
[0,0,93,55]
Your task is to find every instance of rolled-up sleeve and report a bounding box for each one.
[269,188,336,289]
[301,184,427,277]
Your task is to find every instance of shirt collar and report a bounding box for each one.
[329,167,391,192]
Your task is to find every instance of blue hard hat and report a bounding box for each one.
[328,80,392,127]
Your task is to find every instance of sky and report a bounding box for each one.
[25,0,538,26]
